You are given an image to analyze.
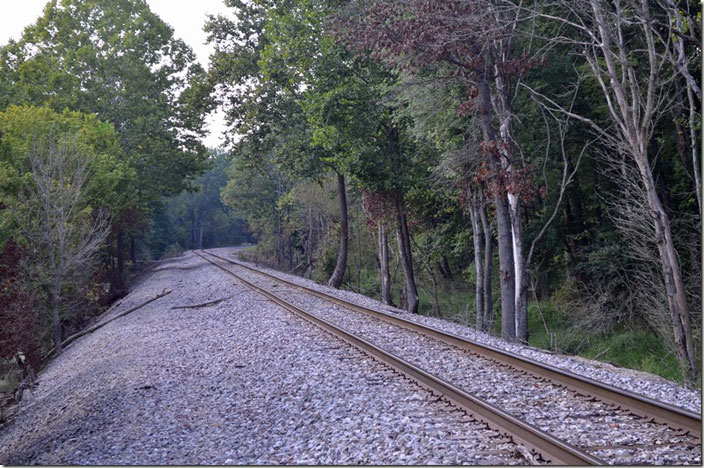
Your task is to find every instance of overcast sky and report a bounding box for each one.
[0,0,233,149]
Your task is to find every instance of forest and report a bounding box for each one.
[0,0,701,389]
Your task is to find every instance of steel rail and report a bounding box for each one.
[201,249,702,440]
[194,250,602,465]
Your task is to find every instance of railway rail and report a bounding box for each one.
[194,250,598,465]
[200,250,700,436]
[196,249,701,465]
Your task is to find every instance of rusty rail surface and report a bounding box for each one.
[194,250,602,465]
[201,249,702,441]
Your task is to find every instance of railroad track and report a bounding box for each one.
[196,249,701,465]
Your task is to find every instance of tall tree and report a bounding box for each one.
[0,105,126,356]
[340,0,524,337]
[0,0,209,290]
[536,0,699,383]
[207,0,423,304]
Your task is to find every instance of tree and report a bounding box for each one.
[0,238,40,370]
[535,0,699,383]
[0,105,125,356]
[23,138,110,355]
[255,0,355,289]
[0,0,209,289]
[221,149,293,265]
[657,0,701,213]
[152,150,253,254]
[340,0,533,336]
[206,0,423,303]
[388,74,495,329]
[271,0,428,309]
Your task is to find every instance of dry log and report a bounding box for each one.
[52,288,172,355]
[171,295,233,310]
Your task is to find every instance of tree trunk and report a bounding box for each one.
[306,206,313,278]
[635,153,697,384]
[197,216,204,250]
[190,208,197,249]
[479,190,494,332]
[469,188,485,330]
[440,256,453,279]
[107,233,117,294]
[288,232,294,272]
[427,263,440,316]
[491,36,525,343]
[667,0,702,212]
[357,222,362,291]
[493,157,514,341]
[585,0,696,383]
[327,172,348,288]
[275,213,283,267]
[395,191,419,314]
[378,223,392,305]
[685,84,701,213]
[510,197,528,343]
[130,236,137,265]
[116,230,125,291]
[49,229,62,355]
[52,279,62,356]
[477,73,515,340]
[537,271,549,300]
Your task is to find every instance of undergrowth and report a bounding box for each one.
[525,301,687,383]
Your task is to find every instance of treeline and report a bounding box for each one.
[0,0,220,368]
[0,0,700,388]
[204,0,701,384]
[147,150,254,259]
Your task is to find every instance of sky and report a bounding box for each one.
[0,0,233,149]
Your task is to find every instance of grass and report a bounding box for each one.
[239,250,695,388]
[580,330,683,381]
[525,300,688,384]
[0,361,21,396]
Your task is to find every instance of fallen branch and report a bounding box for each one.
[51,288,172,356]
[171,295,233,310]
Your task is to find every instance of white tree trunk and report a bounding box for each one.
[378,222,392,305]
[509,193,528,342]
[587,0,696,383]
[469,189,485,330]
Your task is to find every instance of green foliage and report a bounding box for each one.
[205,0,701,385]
[527,298,686,382]
[144,150,253,259]
[0,0,209,208]
[0,105,130,240]
[0,105,130,358]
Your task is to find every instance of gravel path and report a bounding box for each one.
[0,251,530,465]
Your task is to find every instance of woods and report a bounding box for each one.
[0,0,700,387]
[205,0,701,384]
[0,1,239,368]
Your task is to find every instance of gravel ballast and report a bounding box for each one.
[0,251,530,465]
[215,247,700,415]
[201,248,701,465]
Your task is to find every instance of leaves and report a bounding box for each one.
[0,0,209,207]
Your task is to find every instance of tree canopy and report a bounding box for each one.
[205,0,701,384]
